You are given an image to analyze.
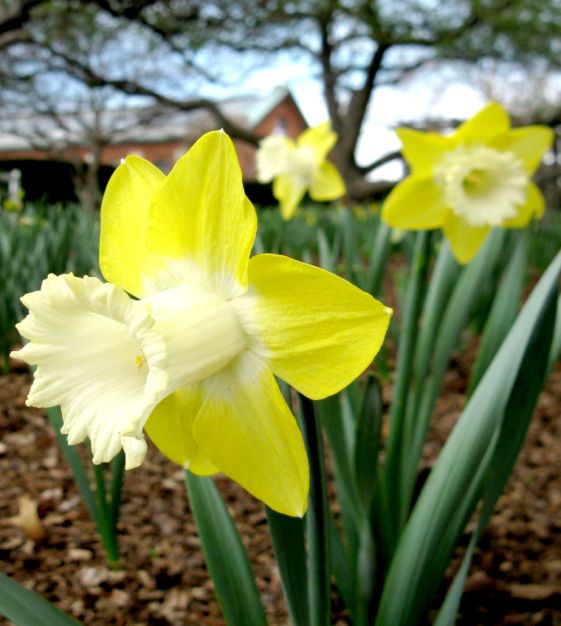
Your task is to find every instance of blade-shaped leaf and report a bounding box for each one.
[375,250,561,626]
[364,219,392,296]
[435,272,558,626]
[297,395,331,626]
[547,295,561,373]
[468,232,528,392]
[266,508,309,626]
[185,472,268,626]
[46,407,97,522]
[0,572,79,626]
[354,375,383,510]
[400,229,505,511]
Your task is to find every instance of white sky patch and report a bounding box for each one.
[191,48,490,180]
[276,70,488,180]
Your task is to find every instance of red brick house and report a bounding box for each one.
[0,88,307,203]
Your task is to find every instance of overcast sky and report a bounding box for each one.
[202,55,487,180]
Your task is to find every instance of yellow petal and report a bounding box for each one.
[145,386,218,475]
[442,213,490,264]
[382,176,449,229]
[233,254,391,400]
[396,128,450,176]
[298,121,337,161]
[273,174,307,220]
[194,352,309,517]
[309,161,346,201]
[147,131,257,298]
[100,156,165,297]
[503,182,545,228]
[490,127,554,175]
[453,102,510,146]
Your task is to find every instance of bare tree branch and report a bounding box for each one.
[0,0,45,35]
[358,150,402,175]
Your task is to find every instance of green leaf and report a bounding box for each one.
[384,230,431,539]
[185,472,268,626]
[317,227,335,271]
[435,258,558,626]
[297,395,331,626]
[353,519,379,626]
[266,508,309,626]
[109,451,126,529]
[411,239,460,389]
[318,394,361,557]
[468,232,528,392]
[375,250,561,626]
[342,206,357,282]
[0,572,79,626]
[327,511,357,615]
[46,407,97,522]
[47,407,120,567]
[400,229,505,512]
[364,219,392,296]
[547,295,561,373]
[354,375,383,510]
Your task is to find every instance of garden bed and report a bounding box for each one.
[1,361,560,626]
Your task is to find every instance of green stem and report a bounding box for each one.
[297,394,330,626]
[383,231,431,543]
[109,451,125,529]
[92,462,120,568]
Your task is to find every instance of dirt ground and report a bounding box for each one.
[1,361,560,626]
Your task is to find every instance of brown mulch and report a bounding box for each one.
[1,362,561,626]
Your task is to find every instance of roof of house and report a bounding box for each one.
[0,87,298,152]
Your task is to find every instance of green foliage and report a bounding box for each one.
[255,204,385,282]
[2,199,559,626]
[0,203,99,366]
[48,406,124,568]
[528,209,561,272]
[251,209,560,625]
[0,572,79,626]
[185,472,268,626]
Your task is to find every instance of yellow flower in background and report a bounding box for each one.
[303,209,318,227]
[12,131,391,517]
[256,121,346,219]
[382,103,553,264]
[352,205,368,222]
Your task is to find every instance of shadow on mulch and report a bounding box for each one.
[1,361,560,626]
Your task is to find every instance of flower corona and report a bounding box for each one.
[382,102,553,263]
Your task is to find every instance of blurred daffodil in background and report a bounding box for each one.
[256,121,346,219]
[382,102,553,263]
[12,131,391,517]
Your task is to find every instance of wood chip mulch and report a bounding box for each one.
[1,361,560,625]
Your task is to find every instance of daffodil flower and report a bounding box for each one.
[12,131,391,516]
[382,102,553,264]
[256,122,346,219]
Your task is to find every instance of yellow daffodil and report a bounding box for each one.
[256,122,346,219]
[12,131,391,517]
[382,102,553,264]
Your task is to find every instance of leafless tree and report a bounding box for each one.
[1,0,561,200]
